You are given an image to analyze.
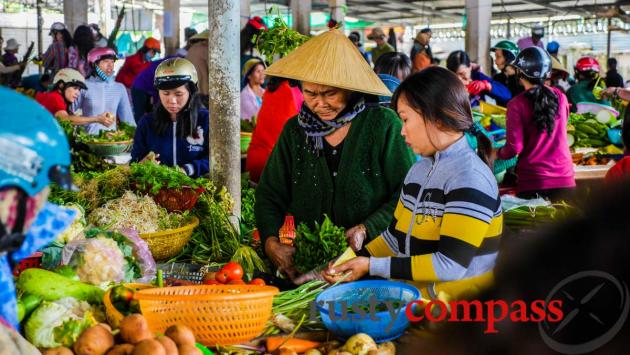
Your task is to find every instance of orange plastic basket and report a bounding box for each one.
[103,283,154,329]
[134,285,279,346]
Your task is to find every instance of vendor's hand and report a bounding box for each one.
[345,224,367,252]
[97,113,115,127]
[601,87,618,99]
[293,269,326,285]
[140,152,160,163]
[505,65,517,76]
[265,237,298,280]
[467,80,492,96]
[322,257,369,284]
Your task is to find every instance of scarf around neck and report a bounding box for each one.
[298,97,366,155]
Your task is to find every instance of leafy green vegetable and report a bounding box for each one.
[25,298,98,348]
[294,215,348,273]
[241,118,256,133]
[76,122,135,143]
[131,161,208,194]
[253,7,309,62]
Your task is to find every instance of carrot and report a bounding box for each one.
[266,337,322,352]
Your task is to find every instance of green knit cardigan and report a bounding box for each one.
[255,105,415,244]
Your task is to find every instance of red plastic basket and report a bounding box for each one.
[152,186,205,212]
[13,252,42,276]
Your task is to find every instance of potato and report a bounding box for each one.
[156,335,179,355]
[277,349,297,355]
[73,324,115,355]
[177,344,202,355]
[375,342,395,355]
[42,347,73,355]
[132,339,165,355]
[304,350,322,355]
[165,325,196,347]
[342,333,377,355]
[119,314,154,344]
[106,344,135,355]
[320,340,342,354]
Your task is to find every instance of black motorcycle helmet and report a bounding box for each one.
[512,46,552,79]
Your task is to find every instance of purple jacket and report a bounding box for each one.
[497,86,575,192]
[131,56,178,102]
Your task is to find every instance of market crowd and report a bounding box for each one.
[1,17,630,342]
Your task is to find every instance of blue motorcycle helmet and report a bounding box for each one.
[0,86,73,197]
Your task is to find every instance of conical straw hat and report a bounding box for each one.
[265,29,391,97]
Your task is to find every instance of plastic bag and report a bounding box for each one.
[118,228,156,283]
[61,237,126,285]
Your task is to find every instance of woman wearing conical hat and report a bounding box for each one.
[254,29,415,280]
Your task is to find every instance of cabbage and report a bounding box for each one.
[24,297,98,348]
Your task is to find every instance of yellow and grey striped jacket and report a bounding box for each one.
[362,136,502,283]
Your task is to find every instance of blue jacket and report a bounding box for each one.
[471,70,512,107]
[131,109,210,177]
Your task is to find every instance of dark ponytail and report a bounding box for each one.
[522,76,559,135]
[392,66,493,168]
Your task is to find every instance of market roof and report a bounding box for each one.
[7,0,630,25]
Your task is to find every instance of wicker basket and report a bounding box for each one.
[134,285,278,346]
[85,140,133,156]
[103,283,154,329]
[139,216,199,261]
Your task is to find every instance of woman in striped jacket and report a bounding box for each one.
[324,66,502,292]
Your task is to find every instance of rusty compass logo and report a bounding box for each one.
[539,270,629,354]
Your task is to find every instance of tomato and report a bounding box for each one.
[215,271,229,284]
[203,279,220,285]
[203,271,217,284]
[228,279,246,285]
[249,278,266,286]
[221,262,244,282]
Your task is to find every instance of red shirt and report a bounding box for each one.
[605,156,630,184]
[35,91,67,115]
[246,81,304,182]
[116,52,150,88]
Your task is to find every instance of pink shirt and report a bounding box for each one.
[497,86,575,192]
[517,37,545,50]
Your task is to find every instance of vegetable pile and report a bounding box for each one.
[88,191,191,234]
[568,112,619,148]
[502,195,575,231]
[76,122,135,144]
[294,216,348,273]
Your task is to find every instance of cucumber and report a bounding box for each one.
[575,124,599,136]
[16,268,104,304]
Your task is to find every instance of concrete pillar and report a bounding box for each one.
[208,0,241,220]
[291,0,311,35]
[465,0,492,76]
[95,0,113,36]
[329,0,345,27]
[240,0,251,29]
[63,0,88,33]
[163,0,181,56]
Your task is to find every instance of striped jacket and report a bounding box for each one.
[363,136,502,283]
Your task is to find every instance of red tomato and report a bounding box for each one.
[203,279,220,285]
[249,278,266,286]
[221,262,244,282]
[215,271,229,284]
[228,279,246,285]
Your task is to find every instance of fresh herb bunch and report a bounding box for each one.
[130,161,208,194]
[293,215,348,273]
[57,120,115,173]
[240,187,256,242]
[253,8,309,61]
